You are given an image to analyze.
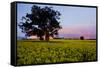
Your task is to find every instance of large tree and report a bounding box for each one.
[19,5,62,41]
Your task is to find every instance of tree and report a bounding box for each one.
[80,36,84,40]
[19,5,62,41]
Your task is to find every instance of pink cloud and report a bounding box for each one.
[58,25,96,39]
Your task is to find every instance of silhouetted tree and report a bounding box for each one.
[80,36,84,40]
[18,5,62,41]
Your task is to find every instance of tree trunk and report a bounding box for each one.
[45,31,49,41]
[39,36,44,40]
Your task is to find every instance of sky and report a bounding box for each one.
[17,3,96,39]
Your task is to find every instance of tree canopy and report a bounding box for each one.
[19,5,62,41]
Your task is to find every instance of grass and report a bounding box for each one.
[17,39,96,65]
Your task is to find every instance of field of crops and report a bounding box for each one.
[17,39,96,65]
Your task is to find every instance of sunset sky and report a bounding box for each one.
[17,3,96,39]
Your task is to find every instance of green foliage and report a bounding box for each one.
[17,40,96,65]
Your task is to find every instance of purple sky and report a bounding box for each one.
[17,3,96,39]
